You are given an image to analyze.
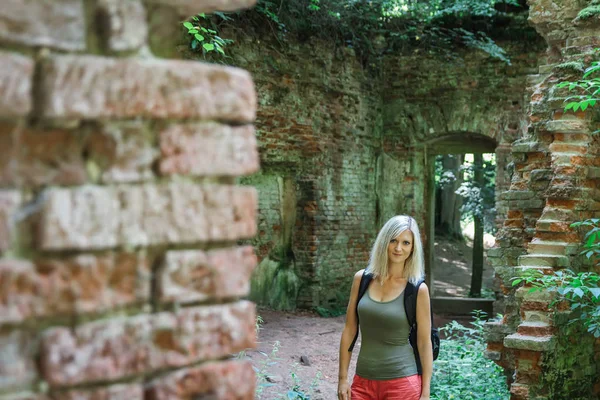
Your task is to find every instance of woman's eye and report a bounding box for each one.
[390,239,397,243]
[403,241,411,245]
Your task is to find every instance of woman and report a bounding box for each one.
[338,215,433,400]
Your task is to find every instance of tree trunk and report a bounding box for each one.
[470,153,484,297]
[439,154,463,239]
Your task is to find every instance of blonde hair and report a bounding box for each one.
[366,215,425,284]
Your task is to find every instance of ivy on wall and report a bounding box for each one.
[184,0,539,65]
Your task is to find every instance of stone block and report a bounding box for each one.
[504,333,554,351]
[38,183,257,250]
[86,122,157,183]
[145,0,257,15]
[159,123,259,177]
[0,0,85,51]
[502,191,534,201]
[0,330,38,392]
[40,301,256,387]
[0,52,34,118]
[158,246,257,303]
[0,393,48,400]
[545,120,588,134]
[55,384,143,400]
[0,191,21,253]
[518,254,570,268]
[40,55,256,123]
[0,253,150,325]
[96,0,148,52]
[0,123,87,188]
[145,360,255,400]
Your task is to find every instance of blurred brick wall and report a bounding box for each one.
[0,0,259,399]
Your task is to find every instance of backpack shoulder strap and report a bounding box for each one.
[348,270,373,352]
[404,279,424,327]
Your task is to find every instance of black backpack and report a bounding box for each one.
[348,271,440,375]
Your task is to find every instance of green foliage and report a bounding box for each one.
[432,311,510,399]
[576,4,600,20]
[511,219,600,338]
[557,56,600,115]
[455,154,497,233]
[183,13,234,57]
[313,305,346,317]
[236,0,526,65]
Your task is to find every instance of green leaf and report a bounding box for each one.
[183,22,194,29]
[581,100,589,111]
[590,288,600,299]
[203,43,215,51]
[565,102,578,110]
[208,29,217,34]
[573,102,581,112]
[195,33,205,42]
[216,46,225,55]
[511,278,522,287]
[201,27,209,33]
[189,29,198,34]
[574,287,585,298]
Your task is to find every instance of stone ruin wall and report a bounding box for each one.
[485,1,600,399]
[0,0,260,399]
[210,30,544,309]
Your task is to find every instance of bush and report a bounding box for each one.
[432,312,509,400]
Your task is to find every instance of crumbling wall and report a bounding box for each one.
[0,0,259,399]
[485,1,600,398]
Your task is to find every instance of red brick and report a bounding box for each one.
[38,183,257,250]
[96,0,148,52]
[0,191,20,253]
[54,384,143,400]
[159,123,259,177]
[86,122,157,183]
[147,0,257,15]
[0,330,38,392]
[0,253,150,325]
[40,301,256,387]
[145,360,254,400]
[158,246,256,303]
[0,52,34,117]
[0,123,86,188]
[40,55,256,123]
[0,1,85,51]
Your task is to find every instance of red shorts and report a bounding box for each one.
[351,374,422,400]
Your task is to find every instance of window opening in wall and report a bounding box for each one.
[433,153,497,299]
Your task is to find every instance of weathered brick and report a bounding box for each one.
[0,254,150,325]
[158,246,256,303]
[0,0,85,51]
[0,191,20,253]
[159,123,259,177]
[0,52,34,118]
[0,123,87,188]
[145,360,255,400]
[0,330,38,392]
[0,393,48,400]
[145,0,257,14]
[55,384,143,400]
[40,56,256,123]
[38,183,257,250]
[86,123,157,183]
[96,0,148,52]
[41,301,256,387]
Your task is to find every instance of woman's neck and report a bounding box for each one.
[387,262,406,280]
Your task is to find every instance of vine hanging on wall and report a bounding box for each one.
[183,13,234,58]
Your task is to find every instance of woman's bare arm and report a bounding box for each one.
[416,283,433,398]
[337,269,364,399]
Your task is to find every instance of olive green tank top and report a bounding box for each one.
[356,288,418,380]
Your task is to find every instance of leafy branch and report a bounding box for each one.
[558,59,600,113]
[183,13,234,57]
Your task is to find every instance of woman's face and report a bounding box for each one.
[387,229,414,266]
